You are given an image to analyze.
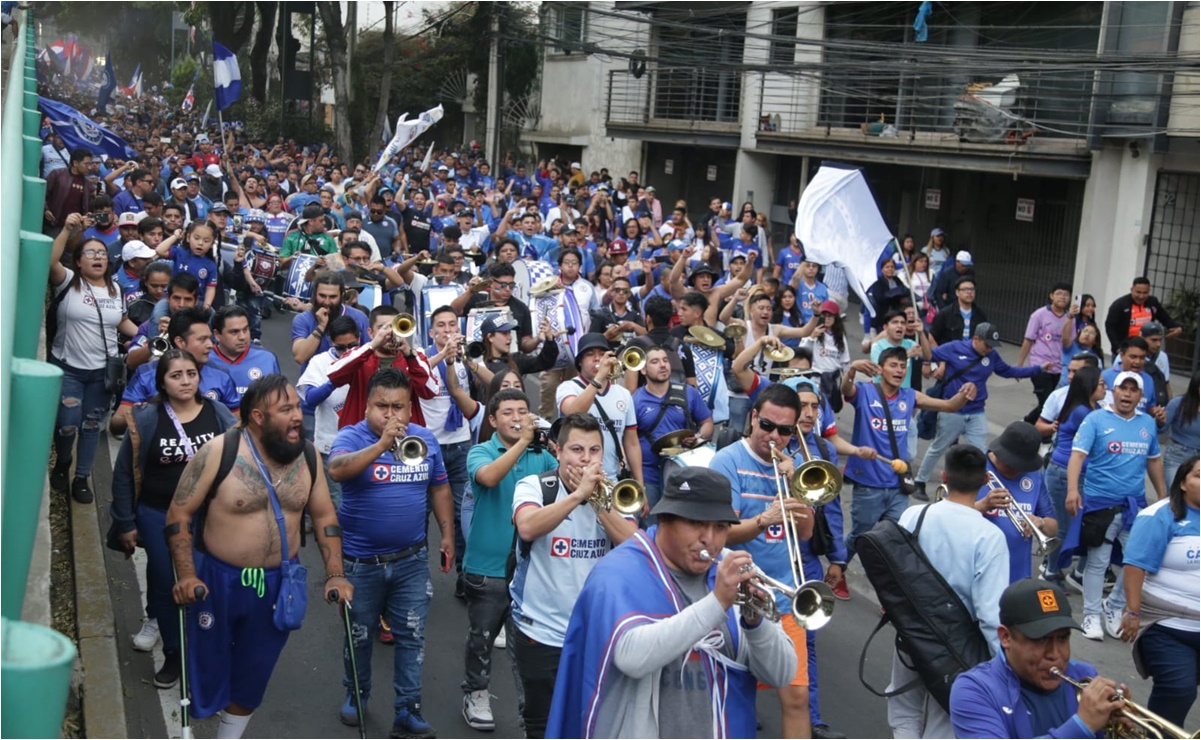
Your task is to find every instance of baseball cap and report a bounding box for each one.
[185,172,200,182]
[931,227,944,237]
[650,467,739,524]
[1140,321,1165,338]
[344,210,363,221]
[437,164,450,172]
[974,322,1002,348]
[204,164,223,178]
[117,212,140,228]
[645,185,656,193]
[570,161,581,169]
[299,203,325,222]
[688,264,718,285]
[121,240,156,261]
[722,201,733,211]
[609,239,629,255]
[729,249,749,262]
[956,250,973,265]
[1114,371,1143,390]
[819,299,841,316]
[480,316,518,335]
[999,579,1081,639]
[170,177,188,190]
[208,202,231,215]
[195,134,210,143]
[667,240,686,253]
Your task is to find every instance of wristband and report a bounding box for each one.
[324,573,345,582]
[1126,610,1140,617]
[323,525,342,538]
[590,378,604,390]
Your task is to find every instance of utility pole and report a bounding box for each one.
[484,3,503,160]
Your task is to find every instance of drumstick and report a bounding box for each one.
[879,457,909,474]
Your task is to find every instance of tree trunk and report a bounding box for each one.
[209,1,255,54]
[315,1,354,162]
[368,1,396,149]
[249,0,278,102]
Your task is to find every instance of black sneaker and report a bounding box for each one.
[911,482,929,502]
[154,652,181,689]
[261,303,272,320]
[813,724,847,739]
[50,464,70,495]
[71,476,94,504]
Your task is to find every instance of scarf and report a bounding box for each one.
[436,360,464,431]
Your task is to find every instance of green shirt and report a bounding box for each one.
[871,336,917,388]
[464,435,558,578]
[281,229,337,259]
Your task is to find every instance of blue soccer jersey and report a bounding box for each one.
[1072,407,1160,507]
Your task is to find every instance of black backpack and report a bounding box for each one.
[855,506,992,712]
[504,470,560,582]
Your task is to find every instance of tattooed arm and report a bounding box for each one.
[166,439,220,605]
[307,449,353,605]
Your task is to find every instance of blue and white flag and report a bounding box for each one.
[38,96,136,160]
[795,164,894,316]
[96,52,117,112]
[212,41,242,111]
[373,104,444,172]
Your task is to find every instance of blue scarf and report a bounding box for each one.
[436,360,464,431]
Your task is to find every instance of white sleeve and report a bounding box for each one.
[512,474,544,516]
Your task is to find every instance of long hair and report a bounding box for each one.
[1058,366,1102,424]
[67,237,120,297]
[150,349,204,406]
[772,285,803,328]
[1168,455,1199,521]
[1174,374,1199,427]
[477,368,524,443]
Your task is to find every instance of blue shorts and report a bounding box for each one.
[185,551,292,718]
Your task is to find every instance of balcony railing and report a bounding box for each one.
[605,67,742,134]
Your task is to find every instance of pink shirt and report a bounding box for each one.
[1024,305,1068,371]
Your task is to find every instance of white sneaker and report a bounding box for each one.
[462,689,495,731]
[1102,600,1123,639]
[1081,614,1103,641]
[132,618,160,651]
[493,625,507,650]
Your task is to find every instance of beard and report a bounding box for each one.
[259,417,306,464]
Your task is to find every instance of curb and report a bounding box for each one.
[73,495,127,738]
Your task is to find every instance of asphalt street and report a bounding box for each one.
[92,306,1198,739]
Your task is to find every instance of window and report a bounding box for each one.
[770,8,799,66]
[550,4,587,55]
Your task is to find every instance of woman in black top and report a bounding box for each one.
[109,350,238,690]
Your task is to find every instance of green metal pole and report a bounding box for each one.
[22,135,40,176]
[22,106,38,139]
[1,617,77,738]
[0,360,63,622]
[14,232,52,360]
[20,177,45,236]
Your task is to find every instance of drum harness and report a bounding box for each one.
[637,382,694,441]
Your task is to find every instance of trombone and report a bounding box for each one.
[1049,667,1198,739]
[610,345,647,381]
[589,477,646,516]
[699,549,835,631]
[987,471,1060,556]
[768,440,837,630]
[392,435,428,466]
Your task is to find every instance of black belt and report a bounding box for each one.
[344,539,427,565]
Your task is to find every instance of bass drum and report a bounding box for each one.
[284,252,320,300]
[660,443,718,489]
[512,258,556,307]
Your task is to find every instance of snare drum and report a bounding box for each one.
[249,245,279,288]
[512,258,556,307]
[660,443,718,488]
[284,252,320,300]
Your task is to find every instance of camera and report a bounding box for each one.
[530,427,551,454]
[563,195,576,206]
[91,212,111,226]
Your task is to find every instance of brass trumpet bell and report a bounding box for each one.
[391,313,417,338]
[791,433,843,506]
[392,435,428,466]
[612,345,647,379]
[150,334,171,358]
[591,478,646,516]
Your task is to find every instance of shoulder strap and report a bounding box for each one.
[943,352,986,386]
[859,613,923,699]
[516,471,563,558]
[587,391,628,469]
[637,383,690,440]
[193,427,242,553]
[875,383,905,472]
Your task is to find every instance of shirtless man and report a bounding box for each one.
[166,375,352,739]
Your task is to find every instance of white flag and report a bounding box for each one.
[418,141,434,172]
[373,104,444,172]
[795,166,894,316]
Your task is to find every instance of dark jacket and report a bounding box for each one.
[930,303,989,346]
[110,400,238,532]
[484,337,559,376]
[931,264,975,309]
[950,652,1100,739]
[1103,294,1178,356]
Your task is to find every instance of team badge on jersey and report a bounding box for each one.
[249,367,263,380]
[765,524,785,541]
[897,400,908,412]
[205,390,218,400]
[199,612,215,630]
[1108,441,1123,454]
[1020,476,1034,492]
[551,537,571,557]
[870,417,885,431]
[981,358,990,367]
[198,268,208,280]
[372,464,391,482]
[1139,428,1150,440]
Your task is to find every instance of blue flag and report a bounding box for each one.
[212,41,242,111]
[97,52,117,112]
[38,97,136,160]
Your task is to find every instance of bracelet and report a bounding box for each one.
[324,573,345,582]
[1126,610,1141,617]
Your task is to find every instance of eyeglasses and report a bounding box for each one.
[957,287,976,293]
[757,417,795,437]
[611,287,630,294]
[493,281,515,290]
[332,343,357,353]
[369,209,383,215]
[82,249,109,259]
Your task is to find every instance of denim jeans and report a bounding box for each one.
[341,548,432,712]
[844,484,909,564]
[1042,462,1071,571]
[461,573,523,703]
[915,412,989,484]
[136,504,180,652]
[1084,512,1128,616]
[441,440,471,570]
[1138,624,1200,727]
[511,623,562,739]
[51,357,112,478]
[235,292,263,340]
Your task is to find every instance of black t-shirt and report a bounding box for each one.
[140,401,222,510]
[465,293,533,340]
[591,305,644,348]
[401,206,432,253]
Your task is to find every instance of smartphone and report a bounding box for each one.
[160,136,171,144]
[440,551,450,572]
[232,215,244,234]
[1072,294,1080,309]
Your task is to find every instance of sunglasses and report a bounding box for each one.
[332,343,357,353]
[493,281,515,289]
[757,416,795,437]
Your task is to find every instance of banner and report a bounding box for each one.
[96,53,117,111]
[212,41,242,111]
[795,164,894,316]
[373,104,444,172]
[38,96,136,160]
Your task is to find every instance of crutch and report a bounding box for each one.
[328,588,366,738]
[178,582,206,739]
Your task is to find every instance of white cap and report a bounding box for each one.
[1114,371,1143,390]
[117,212,140,228]
[956,250,973,264]
[195,134,210,143]
[121,240,156,261]
[204,164,223,178]
[170,177,188,190]
[570,161,581,169]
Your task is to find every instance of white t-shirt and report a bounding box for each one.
[510,473,627,646]
[544,207,580,231]
[297,348,350,455]
[555,378,636,479]
[51,270,126,370]
[561,277,600,330]
[422,357,473,446]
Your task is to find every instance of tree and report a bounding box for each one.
[368,1,397,149]
[249,1,278,101]
[206,2,255,58]
[315,1,353,161]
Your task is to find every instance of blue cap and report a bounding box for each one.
[667,240,686,253]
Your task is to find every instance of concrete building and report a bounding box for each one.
[523,1,1199,369]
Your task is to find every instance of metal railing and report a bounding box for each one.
[0,11,77,739]
[605,67,742,133]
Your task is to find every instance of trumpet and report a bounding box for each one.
[466,340,487,360]
[392,435,428,466]
[150,333,171,357]
[610,345,647,380]
[391,313,417,338]
[987,472,1060,556]
[1049,667,1198,739]
[589,477,646,516]
[699,549,835,630]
